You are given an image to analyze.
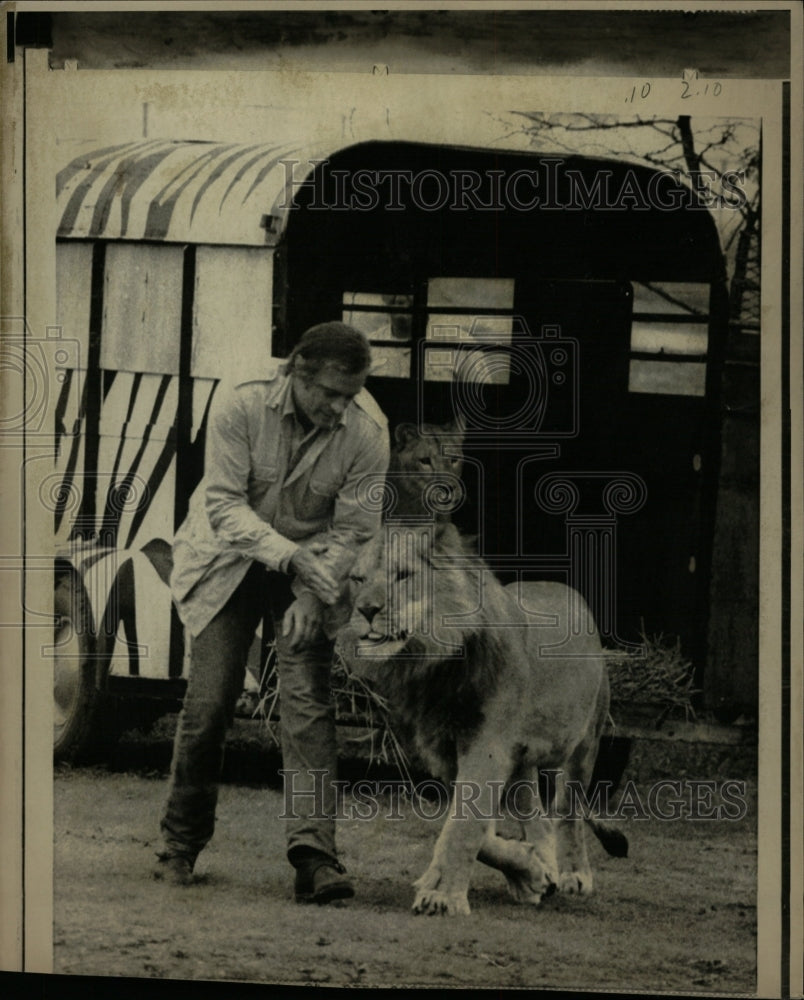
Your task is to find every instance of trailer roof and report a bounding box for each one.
[56,137,725,278]
[56,139,339,247]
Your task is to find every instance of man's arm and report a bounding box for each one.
[204,382,340,602]
[295,423,391,593]
[203,382,300,570]
[286,417,389,643]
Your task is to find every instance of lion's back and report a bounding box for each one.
[496,580,608,752]
[504,580,602,651]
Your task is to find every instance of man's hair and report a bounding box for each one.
[287,322,372,379]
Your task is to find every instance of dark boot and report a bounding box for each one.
[291,849,355,904]
[153,850,197,887]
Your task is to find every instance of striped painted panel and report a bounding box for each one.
[72,547,174,679]
[53,367,87,549]
[95,372,178,549]
[192,379,218,445]
[55,371,216,550]
[192,247,273,379]
[56,139,341,247]
[55,242,92,366]
[109,551,173,679]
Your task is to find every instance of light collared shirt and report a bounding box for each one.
[171,360,389,637]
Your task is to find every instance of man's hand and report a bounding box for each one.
[281,592,326,651]
[289,547,340,605]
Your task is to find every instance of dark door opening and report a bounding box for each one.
[279,141,727,663]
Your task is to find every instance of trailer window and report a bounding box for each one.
[342,292,413,378]
[424,277,514,384]
[342,277,515,383]
[628,282,710,397]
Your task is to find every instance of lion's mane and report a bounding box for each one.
[340,522,526,780]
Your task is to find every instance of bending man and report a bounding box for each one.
[156,323,389,903]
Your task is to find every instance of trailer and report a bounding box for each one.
[52,115,751,760]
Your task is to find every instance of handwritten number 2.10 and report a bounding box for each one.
[681,81,723,99]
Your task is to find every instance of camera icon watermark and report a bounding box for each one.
[0,318,82,449]
[417,318,579,442]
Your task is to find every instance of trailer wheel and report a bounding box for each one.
[53,573,117,763]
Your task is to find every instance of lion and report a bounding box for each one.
[336,521,628,916]
[387,417,465,520]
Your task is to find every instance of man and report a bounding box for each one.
[155,322,390,903]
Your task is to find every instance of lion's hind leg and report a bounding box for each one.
[509,774,559,889]
[477,824,556,906]
[553,755,596,896]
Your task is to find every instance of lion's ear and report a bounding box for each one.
[394,422,420,446]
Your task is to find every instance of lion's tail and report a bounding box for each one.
[586,817,629,858]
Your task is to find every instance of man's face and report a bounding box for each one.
[291,363,368,430]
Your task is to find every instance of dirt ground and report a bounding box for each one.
[53,728,757,995]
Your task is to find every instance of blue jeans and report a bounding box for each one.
[160,562,340,864]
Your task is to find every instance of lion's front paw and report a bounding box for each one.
[412,867,442,893]
[412,888,471,916]
[557,870,594,895]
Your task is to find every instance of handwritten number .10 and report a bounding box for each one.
[626,83,652,103]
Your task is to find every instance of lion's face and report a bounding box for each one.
[344,531,431,659]
[393,422,464,490]
[339,525,479,665]
[388,420,465,519]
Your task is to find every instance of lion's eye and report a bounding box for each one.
[418,457,433,469]
[349,574,365,586]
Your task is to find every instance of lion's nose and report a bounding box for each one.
[359,603,381,625]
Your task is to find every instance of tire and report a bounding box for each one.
[53,572,119,763]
